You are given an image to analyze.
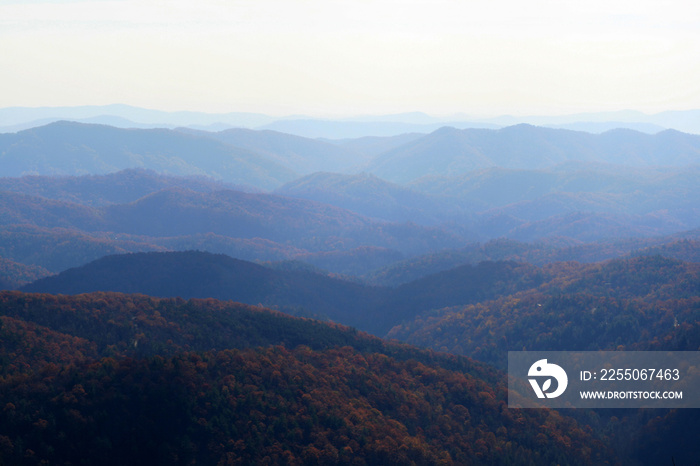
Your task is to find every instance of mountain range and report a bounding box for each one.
[0,121,295,189]
[368,125,700,183]
[20,251,553,335]
[18,249,700,342]
[1,110,700,465]
[0,183,461,254]
[276,172,460,225]
[1,164,699,279]
[2,122,698,245]
[4,121,700,190]
[3,104,700,136]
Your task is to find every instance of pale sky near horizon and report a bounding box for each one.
[1,0,699,117]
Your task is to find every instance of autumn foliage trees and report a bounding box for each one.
[1,254,699,464]
[0,291,612,465]
[388,256,700,367]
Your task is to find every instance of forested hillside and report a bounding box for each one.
[20,251,700,351]
[0,291,612,465]
[387,256,700,366]
[21,251,382,326]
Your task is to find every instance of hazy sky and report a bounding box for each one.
[1,0,699,117]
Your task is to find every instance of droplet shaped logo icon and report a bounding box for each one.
[528,359,568,398]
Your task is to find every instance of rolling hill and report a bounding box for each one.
[387,255,700,367]
[24,249,696,360]
[0,168,255,207]
[0,257,49,289]
[363,235,700,287]
[0,291,612,465]
[2,165,699,280]
[0,224,167,274]
[0,184,463,257]
[0,121,296,189]
[408,164,700,239]
[367,125,700,183]
[20,251,553,335]
[100,188,462,254]
[26,249,700,342]
[276,172,471,225]
[183,127,369,174]
[329,132,425,158]
[20,251,383,327]
[0,190,104,230]
[273,164,700,241]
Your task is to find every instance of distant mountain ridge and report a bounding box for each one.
[0,121,296,189]
[276,172,467,225]
[257,118,500,139]
[0,168,254,206]
[1,124,699,280]
[367,125,700,183]
[0,104,277,132]
[4,121,700,193]
[3,104,700,136]
[276,165,700,239]
[179,127,370,173]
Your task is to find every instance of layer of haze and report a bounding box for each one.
[1,0,699,117]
